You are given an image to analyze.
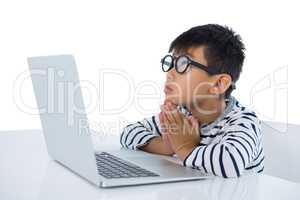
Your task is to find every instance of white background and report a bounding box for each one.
[0,0,298,132]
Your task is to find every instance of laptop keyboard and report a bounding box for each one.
[95,152,160,179]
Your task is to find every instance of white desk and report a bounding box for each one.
[1,130,300,200]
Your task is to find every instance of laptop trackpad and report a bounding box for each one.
[129,157,179,167]
[107,149,182,167]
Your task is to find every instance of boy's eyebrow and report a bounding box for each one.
[172,52,193,58]
[172,52,208,67]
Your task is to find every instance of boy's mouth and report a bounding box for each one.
[164,85,174,94]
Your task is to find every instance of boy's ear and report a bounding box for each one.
[209,74,232,95]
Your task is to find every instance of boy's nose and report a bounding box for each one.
[166,68,176,81]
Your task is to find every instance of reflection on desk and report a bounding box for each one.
[1,130,300,200]
[39,160,261,200]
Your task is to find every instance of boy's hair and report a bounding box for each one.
[169,24,245,99]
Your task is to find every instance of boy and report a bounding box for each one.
[120,24,264,178]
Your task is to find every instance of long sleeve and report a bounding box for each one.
[120,114,162,150]
[119,105,192,151]
[183,111,264,178]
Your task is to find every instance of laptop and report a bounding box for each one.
[27,55,208,188]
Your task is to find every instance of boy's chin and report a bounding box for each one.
[164,96,178,105]
[164,96,187,106]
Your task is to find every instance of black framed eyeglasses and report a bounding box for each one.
[161,54,236,90]
[161,54,219,75]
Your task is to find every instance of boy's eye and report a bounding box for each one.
[161,55,173,72]
[177,58,188,67]
[176,56,189,73]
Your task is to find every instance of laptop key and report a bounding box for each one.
[95,152,160,179]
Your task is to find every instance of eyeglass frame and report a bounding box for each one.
[160,54,236,90]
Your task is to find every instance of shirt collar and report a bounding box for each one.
[178,95,236,129]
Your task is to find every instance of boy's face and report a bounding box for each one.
[164,46,216,107]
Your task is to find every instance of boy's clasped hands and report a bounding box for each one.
[159,100,201,160]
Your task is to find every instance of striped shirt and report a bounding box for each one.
[119,95,264,178]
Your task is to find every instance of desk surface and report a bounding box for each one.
[1,130,300,200]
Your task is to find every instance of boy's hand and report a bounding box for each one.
[160,101,201,161]
[159,100,175,155]
[159,112,174,155]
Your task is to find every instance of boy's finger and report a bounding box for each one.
[160,104,163,110]
[187,116,193,126]
[183,115,192,127]
[165,108,176,124]
[166,101,177,110]
[161,111,169,124]
[159,113,167,133]
[161,104,172,115]
[192,117,199,129]
[170,109,181,124]
[178,107,186,120]
[163,110,172,124]
[159,112,163,122]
